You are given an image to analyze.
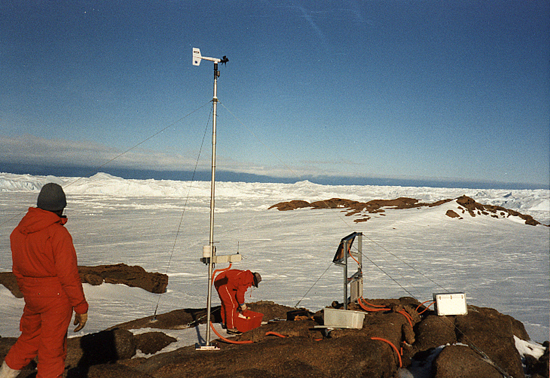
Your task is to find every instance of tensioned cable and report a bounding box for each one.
[152,106,213,320]
[295,261,334,308]
[361,233,450,294]
[0,101,212,229]
[359,246,417,298]
[69,100,212,187]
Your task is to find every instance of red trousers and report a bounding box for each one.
[5,290,72,378]
[215,283,239,329]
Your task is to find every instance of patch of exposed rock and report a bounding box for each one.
[1,299,546,378]
[455,195,541,226]
[79,263,168,293]
[269,196,545,226]
[0,264,168,298]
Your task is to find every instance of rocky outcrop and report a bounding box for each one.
[455,195,541,226]
[78,263,168,294]
[269,196,545,226]
[0,264,168,298]
[0,272,22,298]
[1,299,546,378]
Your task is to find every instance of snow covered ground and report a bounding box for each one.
[0,172,548,346]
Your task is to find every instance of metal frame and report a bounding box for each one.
[333,232,363,309]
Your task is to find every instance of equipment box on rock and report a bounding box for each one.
[323,308,365,329]
[434,292,468,316]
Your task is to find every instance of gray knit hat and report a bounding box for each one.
[37,183,67,212]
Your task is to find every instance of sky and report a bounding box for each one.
[1,0,549,188]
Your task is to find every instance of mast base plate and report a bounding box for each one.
[195,343,220,351]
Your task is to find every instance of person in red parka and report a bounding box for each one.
[0,183,88,378]
[214,269,261,333]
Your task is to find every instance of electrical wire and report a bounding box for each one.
[371,337,403,368]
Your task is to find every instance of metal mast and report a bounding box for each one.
[193,48,239,349]
[205,59,219,347]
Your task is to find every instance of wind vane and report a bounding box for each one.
[193,48,228,66]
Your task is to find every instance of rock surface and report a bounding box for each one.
[78,263,168,294]
[269,195,546,226]
[0,263,168,298]
[0,299,547,378]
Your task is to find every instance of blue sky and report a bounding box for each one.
[1,0,549,188]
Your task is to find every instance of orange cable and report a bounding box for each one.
[348,244,361,266]
[358,298,413,328]
[371,337,403,368]
[398,310,413,328]
[358,297,390,312]
[418,302,435,315]
[265,331,287,338]
[415,300,434,312]
[359,297,388,308]
[211,263,233,284]
[209,321,253,344]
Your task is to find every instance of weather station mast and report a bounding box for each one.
[192,48,241,350]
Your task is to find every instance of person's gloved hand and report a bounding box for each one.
[74,312,88,332]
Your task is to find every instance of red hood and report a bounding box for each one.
[17,207,67,234]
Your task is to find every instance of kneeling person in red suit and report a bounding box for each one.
[214,269,261,333]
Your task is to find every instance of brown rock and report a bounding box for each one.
[414,315,457,352]
[445,209,461,218]
[268,200,310,211]
[455,306,525,378]
[2,300,546,378]
[525,341,549,378]
[66,328,136,370]
[433,344,503,378]
[0,272,22,298]
[269,196,546,226]
[79,264,168,293]
[83,273,103,286]
[134,336,398,378]
[0,264,169,298]
[135,332,177,355]
[67,363,155,378]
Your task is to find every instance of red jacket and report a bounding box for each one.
[11,207,88,314]
[215,269,255,305]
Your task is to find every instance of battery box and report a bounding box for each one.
[433,292,467,316]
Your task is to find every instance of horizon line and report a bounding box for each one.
[1,163,548,191]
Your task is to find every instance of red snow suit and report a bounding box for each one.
[214,269,255,330]
[5,207,88,378]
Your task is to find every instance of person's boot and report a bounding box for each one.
[0,361,20,378]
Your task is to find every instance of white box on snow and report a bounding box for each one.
[433,292,467,316]
[323,308,365,329]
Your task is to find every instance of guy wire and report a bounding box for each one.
[294,262,333,308]
[0,101,212,229]
[152,106,213,319]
